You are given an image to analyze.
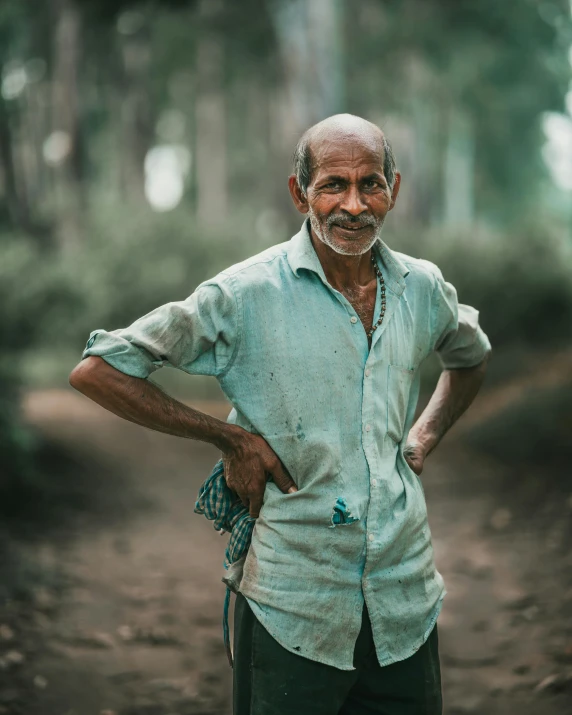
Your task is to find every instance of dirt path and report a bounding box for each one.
[1,389,571,715]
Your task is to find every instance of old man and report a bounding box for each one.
[70,114,491,714]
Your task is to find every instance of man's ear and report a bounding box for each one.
[288,175,309,214]
[389,172,401,211]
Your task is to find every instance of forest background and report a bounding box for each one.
[2,0,572,433]
[0,1,572,713]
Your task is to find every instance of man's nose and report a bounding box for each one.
[339,185,368,216]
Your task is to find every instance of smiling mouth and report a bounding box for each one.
[333,223,371,232]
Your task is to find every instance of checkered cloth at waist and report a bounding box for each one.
[194,458,255,567]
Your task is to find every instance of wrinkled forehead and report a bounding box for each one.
[310,129,385,176]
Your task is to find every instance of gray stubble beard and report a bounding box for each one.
[307,207,386,256]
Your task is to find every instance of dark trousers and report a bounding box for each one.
[233,593,442,715]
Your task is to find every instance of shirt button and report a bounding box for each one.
[368,533,374,542]
[365,369,371,377]
[350,316,358,324]
[371,478,378,487]
[365,424,371,432]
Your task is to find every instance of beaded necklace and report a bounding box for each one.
[366,254,386,339]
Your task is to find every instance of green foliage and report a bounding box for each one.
[0,235,76,353]
[0,209,256,367]
[393,222,572,349]
[49,209,251,345]
[78,0,198,27]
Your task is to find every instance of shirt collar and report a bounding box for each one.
[286,219,409,296]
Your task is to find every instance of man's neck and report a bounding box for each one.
[309,227,376,291]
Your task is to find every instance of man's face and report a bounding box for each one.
[296,137,399,256]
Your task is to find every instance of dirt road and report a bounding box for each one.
[1,389,571,715]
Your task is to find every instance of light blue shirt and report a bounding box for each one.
[83,221,491,670]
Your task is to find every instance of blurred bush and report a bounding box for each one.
[393,222,572,352]
[33,209,252,348]
[2,210,255,388]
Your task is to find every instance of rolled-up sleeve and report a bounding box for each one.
[431,268,491,369]
[81,274,240,379]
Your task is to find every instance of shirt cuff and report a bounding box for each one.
[82,330,162,379]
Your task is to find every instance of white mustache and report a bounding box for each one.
[326,214,378,229]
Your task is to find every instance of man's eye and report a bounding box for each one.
[364,180,380,189]
[324,182,341,189]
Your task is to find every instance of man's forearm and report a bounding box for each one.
[69,356,241,452]
[408,356,489,457]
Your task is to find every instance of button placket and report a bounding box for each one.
[361,350,381,561]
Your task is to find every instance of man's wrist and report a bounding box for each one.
[213,422,246,454]
[406,428,437,458]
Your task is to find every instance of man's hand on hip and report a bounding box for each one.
[222,430,297,518]
[403,358,490,476]
[69,358,297,518]
[402,440,426,476]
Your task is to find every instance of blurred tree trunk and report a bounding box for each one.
[20,85,44,218]
[407,58,441,226]
[443,108,475,227]
[266,0,345,223]
[0,98,29,228]
[50,0,84,250]
[268,0,345,138]
[195,0,227,227]
[245,75,270,207]
[307,0,345,119]
[267,0,312,153]
[117,20,153,204]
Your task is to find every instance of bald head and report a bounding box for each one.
[293,114,396,194]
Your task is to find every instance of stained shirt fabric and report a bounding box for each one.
[82,220,491,671]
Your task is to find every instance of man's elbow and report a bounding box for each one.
[69,356,103,394]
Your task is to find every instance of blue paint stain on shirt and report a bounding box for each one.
[331,497,359,527]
